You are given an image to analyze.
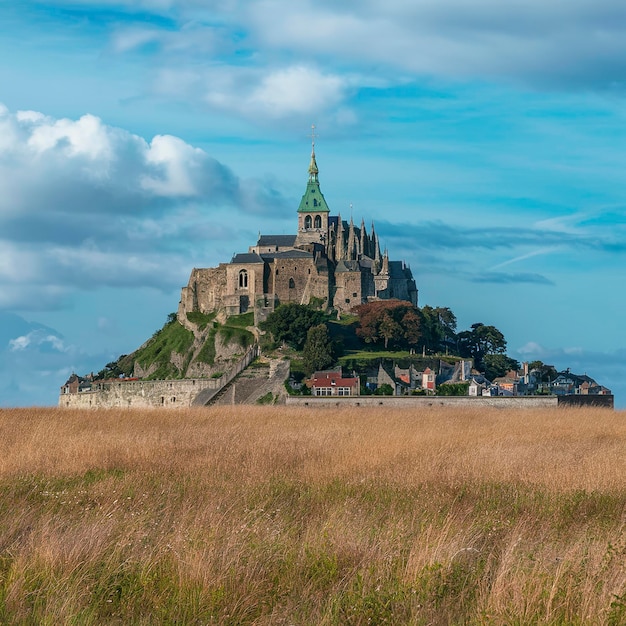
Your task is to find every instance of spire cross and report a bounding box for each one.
[310,124,317,151]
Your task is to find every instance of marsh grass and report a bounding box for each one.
[0,406,625,624]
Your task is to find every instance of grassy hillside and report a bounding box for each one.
[1,406,625,624]
[99,312,255,380]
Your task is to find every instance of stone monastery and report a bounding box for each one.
[178,141,418,323]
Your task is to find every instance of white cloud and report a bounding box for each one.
[250,66,345,117]
[111,27,161,53]
[200,64,349,119]
[244,0,626,87]
[9,330,67,353]
[0,104,288,310]
[142,134,204,196]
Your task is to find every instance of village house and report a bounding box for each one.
[551,370,611,396]
[308,369,360,397]
[60,373,93,395]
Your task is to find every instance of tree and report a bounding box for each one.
[401,309,422,346]
[302,324,335,375]
[374,383,394,396]
[457,322,507,371]
[419,305,457,353]
[378,313,403,349]
[528,360,558,383]
[436,382,469,396]
[352,300,421,350]
[483,354,520,381]
[260,303,325,350]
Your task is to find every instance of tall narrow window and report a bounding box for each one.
[239,269,248,289]
[314,215,322,228]
[289,278,296,289]
[305,215,312,229]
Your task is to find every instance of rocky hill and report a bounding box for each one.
[96,311,257,382]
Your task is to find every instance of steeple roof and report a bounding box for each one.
[297,141,330,214]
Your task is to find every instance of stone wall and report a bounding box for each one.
[286,396,560,409]
[179,265,228,317]
[60,345,260,409]
[335,270,363,310]
[271,257,317,305]
[59,378,220,409]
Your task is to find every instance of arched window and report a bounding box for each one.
[289,277,296,289]
[304,215,312,229]
[239,269,248,289]
[314,215,322,228]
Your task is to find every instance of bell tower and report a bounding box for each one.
[296,125,330,246]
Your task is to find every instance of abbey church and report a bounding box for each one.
[178,143,418,323]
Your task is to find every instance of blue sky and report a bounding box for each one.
[2,0,626,406]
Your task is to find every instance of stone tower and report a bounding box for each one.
[295,135,330,247]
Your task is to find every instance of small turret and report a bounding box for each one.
[360,217,367,257]
[347,215,356,261]
[336,213,345,260]
[381,248,389,275]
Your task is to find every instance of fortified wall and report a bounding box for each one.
[286,395,614,409]
[60,345,259,408]
[60,378,218,409]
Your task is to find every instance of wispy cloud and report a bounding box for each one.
[489,247,558,271]
[471,272,554,286]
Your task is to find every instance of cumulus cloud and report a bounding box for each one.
[0,104,289,310]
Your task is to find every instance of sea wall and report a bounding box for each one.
[286,396,561,409]
[286,395,614,409]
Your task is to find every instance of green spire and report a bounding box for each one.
[297,133,330,214]
[308,147,319,182]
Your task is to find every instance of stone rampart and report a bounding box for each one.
[60,345,260,409]
[59,378,220,409]
[286,395,614,409]
[286,396,560,409]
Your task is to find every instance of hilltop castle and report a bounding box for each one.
[178,141,418,323]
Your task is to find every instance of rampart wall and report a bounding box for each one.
[60,345,259,409]
[286,395,613,409]
[287,396,558,409]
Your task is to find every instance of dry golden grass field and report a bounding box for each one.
[0,406,625,625]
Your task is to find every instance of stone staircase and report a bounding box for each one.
[210,358,290,405]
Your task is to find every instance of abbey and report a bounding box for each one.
[178,144,418,322]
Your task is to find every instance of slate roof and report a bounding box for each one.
[231,253,264,264]
[389,261,409,277]
[257,235,297,248]
[261,250,313,260]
